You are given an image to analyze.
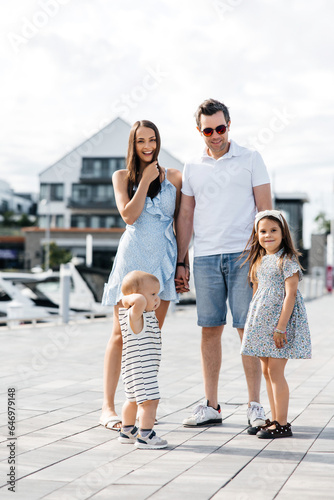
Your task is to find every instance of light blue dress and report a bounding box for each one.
[102,169,178,305]
[241,249,311,359]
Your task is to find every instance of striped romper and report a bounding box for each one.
[119,307,161,404]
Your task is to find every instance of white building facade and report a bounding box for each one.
[33,118,183,269]
[38,117,183,230]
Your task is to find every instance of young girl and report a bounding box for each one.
[241,210,311,438]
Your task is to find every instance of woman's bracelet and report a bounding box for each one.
[274,328,286,335]
[176,262,190,271]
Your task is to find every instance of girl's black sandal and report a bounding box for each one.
[247,418,272,435]
[257,421,293,439]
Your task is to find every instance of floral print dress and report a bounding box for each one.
[241,249,311,359]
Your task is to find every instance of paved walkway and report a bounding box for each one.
[1,294,333,500]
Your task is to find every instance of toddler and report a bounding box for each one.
[118,270,168,449]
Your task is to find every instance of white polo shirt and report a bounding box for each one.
[182,140,270,257]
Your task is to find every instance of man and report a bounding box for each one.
[176,98,272,428]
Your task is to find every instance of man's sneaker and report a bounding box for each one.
[134,430,168,449]
[183,400,222,427]
[247,402,266,427]
[118,426,138,444]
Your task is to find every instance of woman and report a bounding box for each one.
[99,120,188,430]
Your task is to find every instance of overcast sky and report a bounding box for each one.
[1,0,333,246]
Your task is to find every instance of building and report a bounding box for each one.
[24,118,183,269]
[22,227,124,270]
[273,192,309,271]
[0,179,36,216]
[273,192,309,249]
[0,180,37,269]
[37,117,183,230]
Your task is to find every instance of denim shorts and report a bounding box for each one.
[193,252,252,328]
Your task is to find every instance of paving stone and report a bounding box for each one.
[89,484,161,499]
[277,452,334,499]
[0,295,333,499]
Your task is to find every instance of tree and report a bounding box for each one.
[17,213,36,227]
[0,211,15,227]
[46,242,72,270]
[314,211,330,234]
[0,211,36,227]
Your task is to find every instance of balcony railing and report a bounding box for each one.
[79,173,112,183]
[67,197,117,209]
[80,158,125,182]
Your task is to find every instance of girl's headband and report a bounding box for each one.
[255,210,284,231]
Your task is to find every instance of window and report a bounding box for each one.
[40,184,64,201]
[39,214,64,228]
[91,215,115,228]
[52,184,64,201]
[102,161,110,177]
[91,184,113,201]
[71,215,88,228]
[106,216,117,228]
[93,160,102,177]
[71,184,114,205]
[109,158,124,175]
[91,216,100,228]
[81,158,125,178]
[70,214,125,229]
[56,215,64,228]
[1,200,9,212]
[81,161,93,176]
[38,215,47,228]
[115,216,126,228]
[40,184,48,200]
[72,184,89,201]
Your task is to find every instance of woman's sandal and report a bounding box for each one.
[257,421,293,439]
[99,415,122,431]
[247,418,272,435]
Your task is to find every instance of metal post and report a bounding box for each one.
[272,170,276,209]
[86,234,93,267]
[60,263,71,323]
[44,185,51,271]
[326,179,334,293]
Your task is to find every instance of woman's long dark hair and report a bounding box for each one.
[126,120,161,200]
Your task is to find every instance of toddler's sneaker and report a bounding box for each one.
[247,402,266,427]
[134,430,168,449]
[118,426,138,444]
[183,400,222,427]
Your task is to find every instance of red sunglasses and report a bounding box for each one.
[200,124,228,137]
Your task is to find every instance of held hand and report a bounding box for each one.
[141,161,160,185]
[175,266,190,293]
[175,278,190,293]
[273,329,287,349]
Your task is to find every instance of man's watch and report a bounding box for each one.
[176,262,186,267]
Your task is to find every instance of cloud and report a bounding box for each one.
[1,0,333,248]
